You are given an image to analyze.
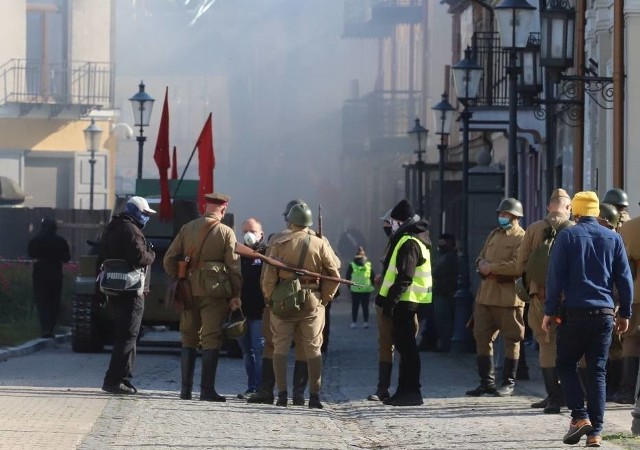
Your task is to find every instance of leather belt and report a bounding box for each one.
[564,308,615,318]
[487,274,517,284]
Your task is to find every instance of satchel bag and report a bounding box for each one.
[270,235,310,318]
[166,278,193,311]
[97,259,145,297]
[201,261,233,298]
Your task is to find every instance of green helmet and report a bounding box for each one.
[496,198,524,217]
[603,188,629,207]
[222,310,247,340]
[598,203,620,229]
[283,199,307,217]
[286,203,313,227]
[515,277,530,303]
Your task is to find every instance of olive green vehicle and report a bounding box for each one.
[71,179,236,354]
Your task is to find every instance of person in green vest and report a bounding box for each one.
[346,246,376,328]
[375,199,432,406]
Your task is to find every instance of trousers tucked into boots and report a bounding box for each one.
[292,360,308,406]
[180,347,197,400]
[368,361,393,401]
[496,358,518,397]
[540,367,564,413]
[466,355,497,396]
[247,358,275,404]
[200,349,225,402]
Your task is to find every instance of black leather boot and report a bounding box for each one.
[247,358,275,404]
[292,360,308,406]
[516,345,530,380]
[542,367,564,414]
[496,358,518,397]
[276,390,288,407]
[368,361,393,401]
[615,357,640,404]
[200,349,226,402]
[466,355,497,396]
[180,347,197,400]
[606,359,623,402]
[308,393,323,409]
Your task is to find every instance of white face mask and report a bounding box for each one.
[243,231,261,247]
[391,220,401,233]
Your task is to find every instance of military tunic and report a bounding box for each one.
[516,212,572,368]
[473,224,525,359]
[619,216,640,357]
[164,212,242,349]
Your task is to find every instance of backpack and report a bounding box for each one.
[524,219,572,286]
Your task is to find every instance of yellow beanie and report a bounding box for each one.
[571,191,600,217]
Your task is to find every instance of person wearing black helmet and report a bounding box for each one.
[27,217,71,338]
[603,188,632,229]
[99,196,156,395]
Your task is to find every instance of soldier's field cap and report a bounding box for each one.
[550,188,570,201]
[204,192,230,205]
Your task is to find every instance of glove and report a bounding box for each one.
[376,296,395,318]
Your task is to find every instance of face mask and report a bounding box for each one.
[243,231,261,247]
[125,203,150,229]
[391,220,400,233]
[383,226,392,237]
[498,217,512,230]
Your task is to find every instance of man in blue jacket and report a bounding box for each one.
[543,191,633,447]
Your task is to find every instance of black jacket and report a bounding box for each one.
[240,255,266,320]
[99,214,155,272]
[432,249,459,297]
[378,218,430,304]
[28,230,71,280]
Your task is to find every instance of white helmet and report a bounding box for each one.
[126,196,156,215]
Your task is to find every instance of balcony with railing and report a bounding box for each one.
[0,59,114,116]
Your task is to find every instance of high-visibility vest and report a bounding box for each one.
[379,234,432,304]
[349,261,375,293]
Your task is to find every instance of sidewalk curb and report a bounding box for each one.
[0,333,71,362]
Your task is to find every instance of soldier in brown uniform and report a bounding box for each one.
[516,188,572,413]
[466,198,526,397]
[603,188,632,229]
[616,212,640,404]
[261,203,340,409]
[163,192,242,402]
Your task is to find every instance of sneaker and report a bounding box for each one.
[362,322,369,329]
[102,383,136,395]
[350,322,357,329]
[585,435,602,447]
[562,418,593,445]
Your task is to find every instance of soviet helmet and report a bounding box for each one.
[515,277,530,303]
[603,188,629,207]
[598,203,620,229]
[496,198,524,218]
[286,203,313,227]
[282,198,307,217]
[222,310,247,340]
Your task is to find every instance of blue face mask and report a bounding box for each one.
[125,203,151,229]
[498,217,512,230]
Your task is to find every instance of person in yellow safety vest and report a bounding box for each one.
[346,246,376,329]
[375,199,432,406]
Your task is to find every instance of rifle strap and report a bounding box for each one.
[278,234,310,279]
[189,219,219,265]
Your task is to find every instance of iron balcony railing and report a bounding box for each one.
[471,31,510,107]
[0,59,114,108]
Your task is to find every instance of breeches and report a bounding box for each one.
[270,306,325,360]
[527,292,557,368]
[180,295,227,349]
[473,303,525,359]
[262,306,307,360]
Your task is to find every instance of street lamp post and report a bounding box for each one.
[83,117,103,211]
[495,0,536,199]
[451,47,483,353]
[129,81,155,179]
[407,118,428,217]
[432,93,455,234]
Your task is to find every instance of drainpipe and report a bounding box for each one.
[613,0,624,188]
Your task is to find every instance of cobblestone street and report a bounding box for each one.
[0,300,638,449]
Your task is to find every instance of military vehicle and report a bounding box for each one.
[71,179,238,355]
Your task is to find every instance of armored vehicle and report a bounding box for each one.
[71,179,236,354]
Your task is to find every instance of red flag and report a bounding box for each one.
[171,146,178,180]
[153,86,172,221]
[196,113,215,213]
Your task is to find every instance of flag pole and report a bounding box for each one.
[173,112,212,198]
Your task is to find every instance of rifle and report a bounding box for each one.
[317,204,322,239]
[235,242,360,287]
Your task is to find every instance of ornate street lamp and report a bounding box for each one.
[83,117,103,211]
[451,47,483,353]
[407,118,428,217]
[517,32,544,102]
[431,93,455,234]
[539,0,575,75]
[495,0,536,200]
[129,81,155,179]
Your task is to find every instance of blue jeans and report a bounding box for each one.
[556,313,614,435]
[238,319,264,392]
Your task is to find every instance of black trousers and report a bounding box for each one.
[104,295,144,387]
[351,292,370,322]
[392,301,421,393]
[33,274,63,336]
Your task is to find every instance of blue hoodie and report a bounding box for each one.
[545,216,633,318]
